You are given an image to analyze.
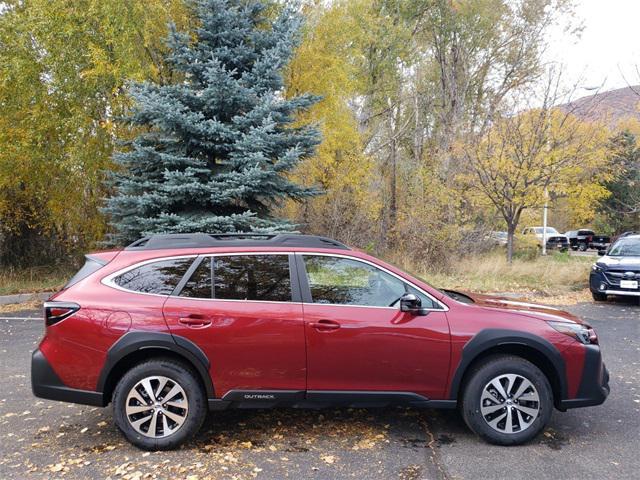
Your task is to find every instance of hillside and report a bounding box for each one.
[558,85,640,126]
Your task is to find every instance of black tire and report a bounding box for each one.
[112,358,207,450]
[591,291,607,302]
[461,355,553,446]
[578,243,588,252]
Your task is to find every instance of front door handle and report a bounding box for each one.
[178,314,211,328]
[308,319,341,331]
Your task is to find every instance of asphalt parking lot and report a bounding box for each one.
[1,299,638,480]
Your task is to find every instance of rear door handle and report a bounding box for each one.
[308,319,341,331]
[178,314,211,328]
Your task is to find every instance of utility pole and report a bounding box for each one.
[542,187,548,256]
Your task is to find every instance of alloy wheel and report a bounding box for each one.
[480,373,540,434]
[125,375,189,438]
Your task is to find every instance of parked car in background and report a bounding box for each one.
[32,233,608,449]
[522,227,569,251]
[487,231,508,246]
[564,229,610,252]
[589,233,611,251]
[590,234,640,302]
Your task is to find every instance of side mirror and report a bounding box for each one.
[597,249,606,256]
[400,293,429,316]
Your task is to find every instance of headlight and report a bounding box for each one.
[548,321,598,345]
[591,264,603,272]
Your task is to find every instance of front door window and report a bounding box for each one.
[302,255,436,308]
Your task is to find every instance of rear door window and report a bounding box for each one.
[213,255,292,302]
[179,258,212,298]
[113,258,193,295]
[178,254,293,301]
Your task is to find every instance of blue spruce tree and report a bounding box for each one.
[104,0,320,244]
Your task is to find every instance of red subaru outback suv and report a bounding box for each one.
[32,233,609,449]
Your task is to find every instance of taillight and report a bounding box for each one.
[44,302,80,327]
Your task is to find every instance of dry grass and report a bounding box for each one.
[0,297,43,313]
[413,251,594,297]
[0,266,74,296]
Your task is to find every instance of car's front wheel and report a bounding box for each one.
[461,355,553,445]
[112,358,207,450]
[591,291,607,302]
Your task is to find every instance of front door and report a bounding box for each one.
[163,253,306,398]
[299,254,450,399]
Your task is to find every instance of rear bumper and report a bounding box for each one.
[31,349,105,407]
[545,241,568,250]
[558,345,610,410]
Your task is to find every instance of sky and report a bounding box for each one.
[547,0,640,96]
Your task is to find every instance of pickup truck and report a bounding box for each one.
[565,229,610,251]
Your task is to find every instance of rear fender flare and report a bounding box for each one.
[96,331,214,399]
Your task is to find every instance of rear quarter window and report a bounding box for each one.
[64,257,106,288]
[113,258,193,295]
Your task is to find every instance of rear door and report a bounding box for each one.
[163,253,306,398]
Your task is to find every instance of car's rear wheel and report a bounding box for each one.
[591,291,607,302]
[113,358,207,450]
[461,355,553,445]
[579,243,588,252]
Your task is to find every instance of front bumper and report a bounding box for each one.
[558,344,610,410]
[590,271,640,296]
[31,349,105,407]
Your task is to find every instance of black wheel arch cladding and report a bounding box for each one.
[97,331,214,400]
[449,329,568,402]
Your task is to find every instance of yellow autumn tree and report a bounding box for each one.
[0,0,188,266]
[462,107,610,262]
[284,0,379,245]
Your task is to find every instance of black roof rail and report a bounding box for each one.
[124,233,351,251]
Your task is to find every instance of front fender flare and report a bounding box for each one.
[448,329,567,401]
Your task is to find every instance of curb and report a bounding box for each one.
[0,292,52,306]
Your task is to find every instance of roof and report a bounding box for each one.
[125,233,351,251]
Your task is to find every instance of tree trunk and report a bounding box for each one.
[390,137,397,225]
[506,224,516,264]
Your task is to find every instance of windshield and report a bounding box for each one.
[534,227,558,234]
[608,238,640,256]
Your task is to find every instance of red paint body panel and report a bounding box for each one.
[36,244,602,405]
[303,304,450,398]
[163,297,306,396]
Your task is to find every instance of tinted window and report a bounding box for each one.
[65,257,105,288]
[303,255,436,308]
[180,258,212,298]
[114,258,192,294]
[214,255,292,302]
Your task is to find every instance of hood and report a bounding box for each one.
[444,290,587,325]
[597,255,640,270]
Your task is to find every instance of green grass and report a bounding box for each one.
[0,266,75,296]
